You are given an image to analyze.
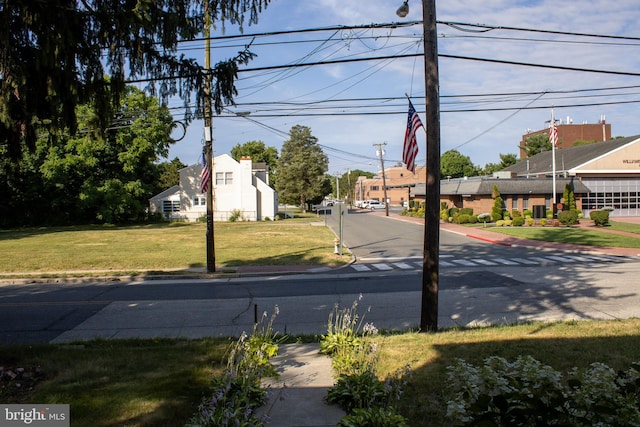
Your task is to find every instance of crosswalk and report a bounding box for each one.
[349,254,634,273]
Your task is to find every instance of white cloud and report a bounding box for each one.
[167,0,640,174]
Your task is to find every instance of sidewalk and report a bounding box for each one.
[255,343,346,426]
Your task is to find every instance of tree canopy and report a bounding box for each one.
[275,125,328,210]
[440,149,479,178]
[521,133,552,158]
[0,0,271,159]
[0,86,176,226]
[230,140,278,184]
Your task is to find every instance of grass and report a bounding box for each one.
[2,320,639,426]
[373,319,640,425]
[481,219,640,248]
[0,216,347,275]
[0,338,230,426]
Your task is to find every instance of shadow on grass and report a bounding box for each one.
[0,338,230,426]
[388,324,640,426]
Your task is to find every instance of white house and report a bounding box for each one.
[149,154,278,221]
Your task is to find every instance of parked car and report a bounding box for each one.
[360,199,376,209]
[368,200,386,210]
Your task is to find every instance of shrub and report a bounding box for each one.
[448,207,460,218]
[546,209,553,219]
[502,211,511,220]
[495,220,505,227]
[558,210,579,226]
[512,216,525,226]
[523,209,532,217]
[511,210,522,218]
[440,209,449,221]
[444,356,640,427]
[468,215,478,224]
[460,208,473,216]
[590,210,610,226]
[503,219,512,226]
[457,214,471,224]
[540,218,547,226]
[229,209,245,222]
[337,407,409,427]
[526,217,534,226]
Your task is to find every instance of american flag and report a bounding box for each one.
[200,149,211,193]
[549,120,558,147]
[403,100,423,173]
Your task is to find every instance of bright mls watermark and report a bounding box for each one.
[1,405,69,426]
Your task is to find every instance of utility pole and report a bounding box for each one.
[373,142,389,216]
[420,0,441,331]
[204,1,215,272]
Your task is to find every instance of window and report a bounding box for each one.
[523,195,529,210]
[216,172,233,185]
[162,200,180,213]
[511,196,518,210]
[370,185,379,191]
[193,196,206,206]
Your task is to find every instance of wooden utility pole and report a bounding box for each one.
[204,1,215,272]
[420,0,440,331]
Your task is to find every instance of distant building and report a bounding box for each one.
[355,165,426,206]
[520,118,611,158]
[413,135,640,217]
[149,154,277,221]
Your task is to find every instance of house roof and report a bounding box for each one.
[414,177,590,196]
[503,135,640,176]
[148,185,179,201]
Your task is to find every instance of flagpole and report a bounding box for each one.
[551,108,556,215]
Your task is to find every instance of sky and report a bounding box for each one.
[163,0,640,175]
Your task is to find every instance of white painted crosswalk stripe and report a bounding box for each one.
[492,258,520,265]
[372,263,394,270]
[392,262,414,269]
[452,259,478,266]
[348,254,632,272]
[510,257,540,265]
[471,259,498,266]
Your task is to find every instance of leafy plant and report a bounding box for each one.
[590,210,610,226]
[327,371,387,412]
[444,356,640,426]
[187,306,282,427]
[558,210,579,226]
[337,407,409,427]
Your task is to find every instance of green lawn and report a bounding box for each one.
[480,220,640,248]
[0,218,347,275]
[2,319,639,426]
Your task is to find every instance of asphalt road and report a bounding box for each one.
[1,210,640,344]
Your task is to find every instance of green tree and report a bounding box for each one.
[156,157,187,193]
[0,0,271,160]
[521,133,552,158]
[441,149,479,178]
[483,153,518,175]
[275,126,328,211]
[32,86,175,224]
[491,184,503,221]
[231,140,279,185]
[336,169,374,203]
[563,183,576,211]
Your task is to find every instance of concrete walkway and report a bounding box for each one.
[255,343,346,426]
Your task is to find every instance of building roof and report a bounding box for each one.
[504,135,640,176]
[414,176,590,197]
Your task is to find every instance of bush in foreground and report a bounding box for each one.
[444,355,640,426]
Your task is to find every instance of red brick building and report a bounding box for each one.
[520,120,611,159]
